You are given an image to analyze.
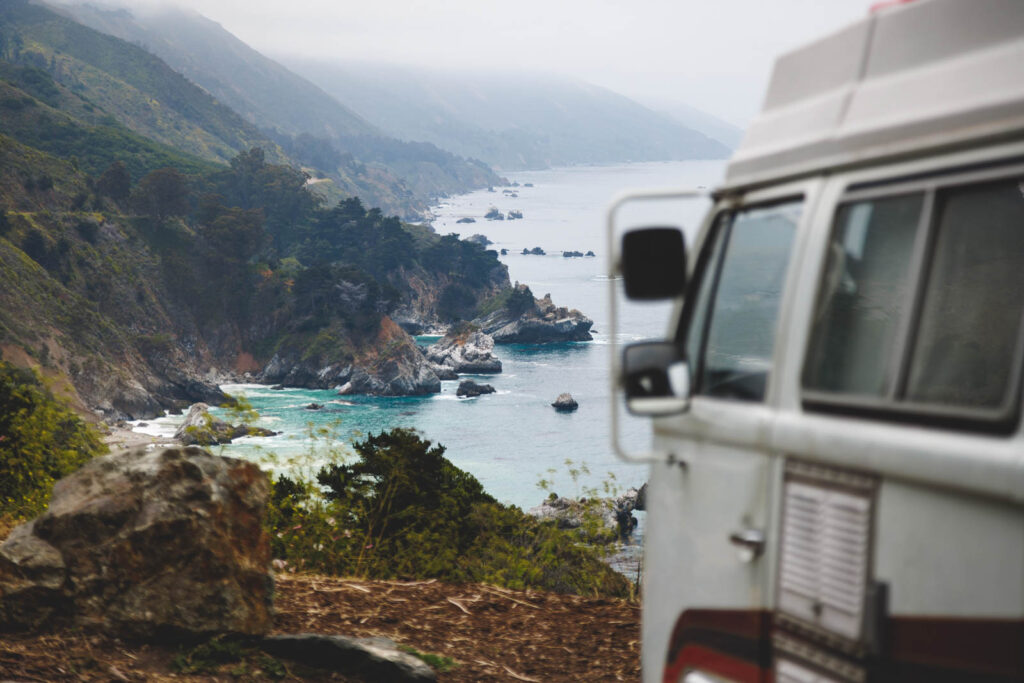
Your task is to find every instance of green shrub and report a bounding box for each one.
[0,361,106,518]
[267,428,630,597]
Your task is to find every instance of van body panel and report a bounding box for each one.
[641,432,780,682]
[874,479,1024,618]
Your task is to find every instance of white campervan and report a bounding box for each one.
[609,1,1024,681]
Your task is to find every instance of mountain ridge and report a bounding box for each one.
[278,58,732,171]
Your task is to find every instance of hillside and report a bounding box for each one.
[651,99,745,149]
[0,67,509,419]
[280,60,732,171]
[52,2,506,217]
[0,0,285,166]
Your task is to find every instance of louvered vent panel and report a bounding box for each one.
[778,479,871,641]
[776,659,843,683]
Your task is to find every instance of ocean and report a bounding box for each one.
[133,160,726,513]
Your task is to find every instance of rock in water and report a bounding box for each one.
[173,402,275,446]
[0,447,273,636]
[456,380,496,398]
[425,329,502,374]
[552,393,579,412]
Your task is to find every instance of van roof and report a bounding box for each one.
[723,0,1024,192]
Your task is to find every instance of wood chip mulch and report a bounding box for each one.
[0,573,640,682]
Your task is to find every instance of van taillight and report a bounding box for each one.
[869,0,916,12]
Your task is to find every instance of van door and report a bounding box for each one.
[646,183,817,683]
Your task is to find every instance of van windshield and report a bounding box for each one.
[686,201,801,401]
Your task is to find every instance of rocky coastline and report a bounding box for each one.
[254,287,592,396]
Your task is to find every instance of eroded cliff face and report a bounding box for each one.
[388,263,508,334]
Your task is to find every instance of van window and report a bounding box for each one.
[686,201,801,401]
[803,174,1024,425]
[803,194,924,396]
[905,181,1024,409]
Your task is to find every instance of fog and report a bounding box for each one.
[51,0,875,127]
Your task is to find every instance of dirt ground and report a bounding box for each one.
[0,573,640,681]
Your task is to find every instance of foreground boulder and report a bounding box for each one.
[425,328,502,374]
[174,402,276,446]
[473,284,593,343]
[0,447,273,637]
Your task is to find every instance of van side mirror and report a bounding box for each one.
[622,341,690,416]
[621,227,687,300]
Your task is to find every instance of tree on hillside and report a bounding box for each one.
[95,160,131,201]
[132,167,189,222]
[212,148,317,251]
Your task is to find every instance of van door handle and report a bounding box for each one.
[729,528,766,561]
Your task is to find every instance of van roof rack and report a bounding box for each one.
[724,0,1024,192]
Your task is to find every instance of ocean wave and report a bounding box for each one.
[219,383,267,393]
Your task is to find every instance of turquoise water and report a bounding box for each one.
[135,161,726,511]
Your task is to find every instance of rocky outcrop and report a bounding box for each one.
[528,487,645,541]
[340,363,440,397]
[552,393,579,412]
[261,355,353,389]
[174,403,276,446]
[465,234,492,247]
[337,318,441,396]
[521,247,545,255]
[0,447,273,636]
[472,285,593,343]
[432,365,459,380]
[425,329,502,374]
[456,380,496,398]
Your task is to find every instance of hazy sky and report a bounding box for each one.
[70,0,876,126]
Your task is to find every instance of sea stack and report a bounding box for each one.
[551,393,579,412]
